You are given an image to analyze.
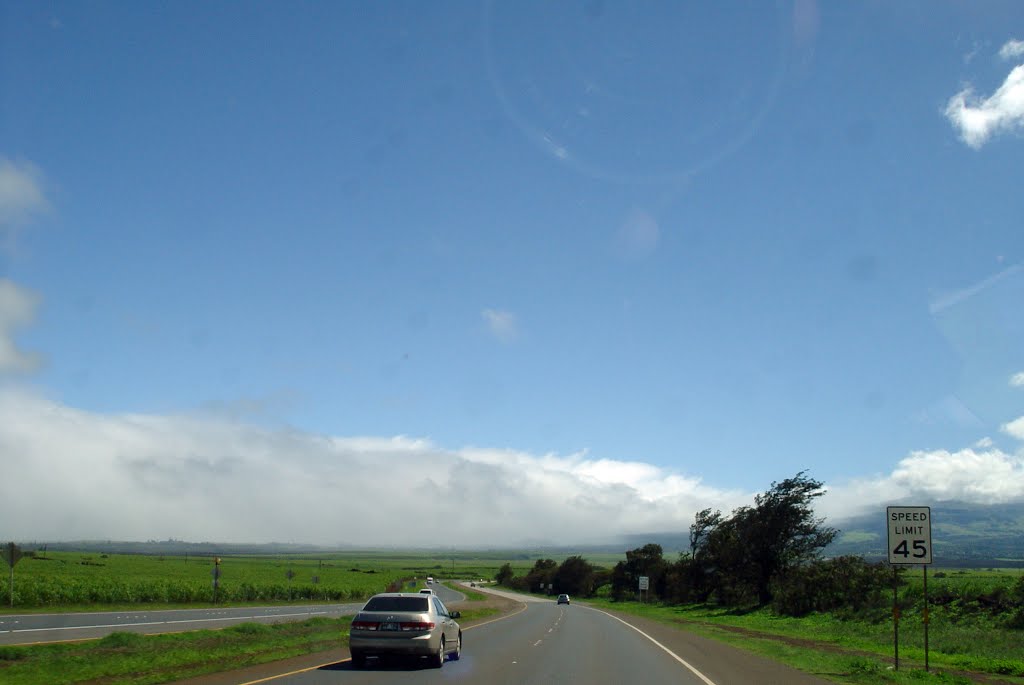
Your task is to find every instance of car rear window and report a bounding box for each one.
[363,596,429,612]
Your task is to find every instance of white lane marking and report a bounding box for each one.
[3,611,327,634]
[0,604,355,619]
[585,608,718,685]
[533,639,542,646]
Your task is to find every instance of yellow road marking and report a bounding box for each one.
[7,637,97,646]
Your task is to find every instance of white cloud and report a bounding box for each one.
[0,388,752,546]
[0,280,43,373]
[3,385,1024,545]
[963,43,981,65]
[614,209,660,259]
[1002,416,1024,441]
[822,445,1024,519]
[999,39,1024,61]
[1010,372,1024,387]
[481,308,519,343]
[0,158,48,246]
[975,436,994,448]
[944,64,1024,148]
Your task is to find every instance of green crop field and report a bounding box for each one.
[1,549,602,610]
[3,552,404,607]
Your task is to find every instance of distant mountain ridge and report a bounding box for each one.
[827,500,1024,564]
[622,501,1024,567]
[17,502,1024,565]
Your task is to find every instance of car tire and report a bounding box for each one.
[350,652,366,669]
[450,633,462,661]
[432,637,445,668]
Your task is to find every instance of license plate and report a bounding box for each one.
[381,622,399,631]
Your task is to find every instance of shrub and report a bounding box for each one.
[99,632,146,648]
[771,557,892,617]
[230,622,272,636]
[0,646,28,661]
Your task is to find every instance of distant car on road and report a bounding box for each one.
[349,593,461,669]
[419,588,435,595]
[557,594,570,605]
[426,576,434,584]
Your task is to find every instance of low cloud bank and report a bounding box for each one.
[2,388,1021,546]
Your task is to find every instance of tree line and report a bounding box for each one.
[496,472,900,617]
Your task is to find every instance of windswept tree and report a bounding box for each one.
[553,556,596,597]
[524,558,558,593]
[689,471,836,606]
[745,471,837,604]
[495,562,515,587]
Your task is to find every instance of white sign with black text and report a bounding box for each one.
[886,506,932,565]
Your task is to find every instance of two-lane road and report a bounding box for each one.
[256,584,831,685]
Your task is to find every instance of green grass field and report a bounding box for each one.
[3,549,613,609]
[6,552,405,607]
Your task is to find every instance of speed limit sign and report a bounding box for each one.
[887,506,932,564]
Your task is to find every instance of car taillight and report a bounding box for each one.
[399,621,435,631]
[351,620,380,631]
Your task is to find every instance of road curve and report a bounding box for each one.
[243,584,832,685]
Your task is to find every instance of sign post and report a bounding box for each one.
[211,557,221,603]
[887,506,933,672]
[638,576,649,603]
[2,543,24,608]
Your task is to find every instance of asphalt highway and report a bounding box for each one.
[0,603,365,646]
[5,581,835,684]
[239,584,832,685]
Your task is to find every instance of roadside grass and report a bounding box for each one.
[0,583,508,685]
[455,607,501,622]
[583,598,1024,684]
[437,582,500,622]
[454,587,488,602]
[0,617,351,685]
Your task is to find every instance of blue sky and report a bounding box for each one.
[1,1,1023,545]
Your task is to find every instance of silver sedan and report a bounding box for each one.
[348,593,462,668]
